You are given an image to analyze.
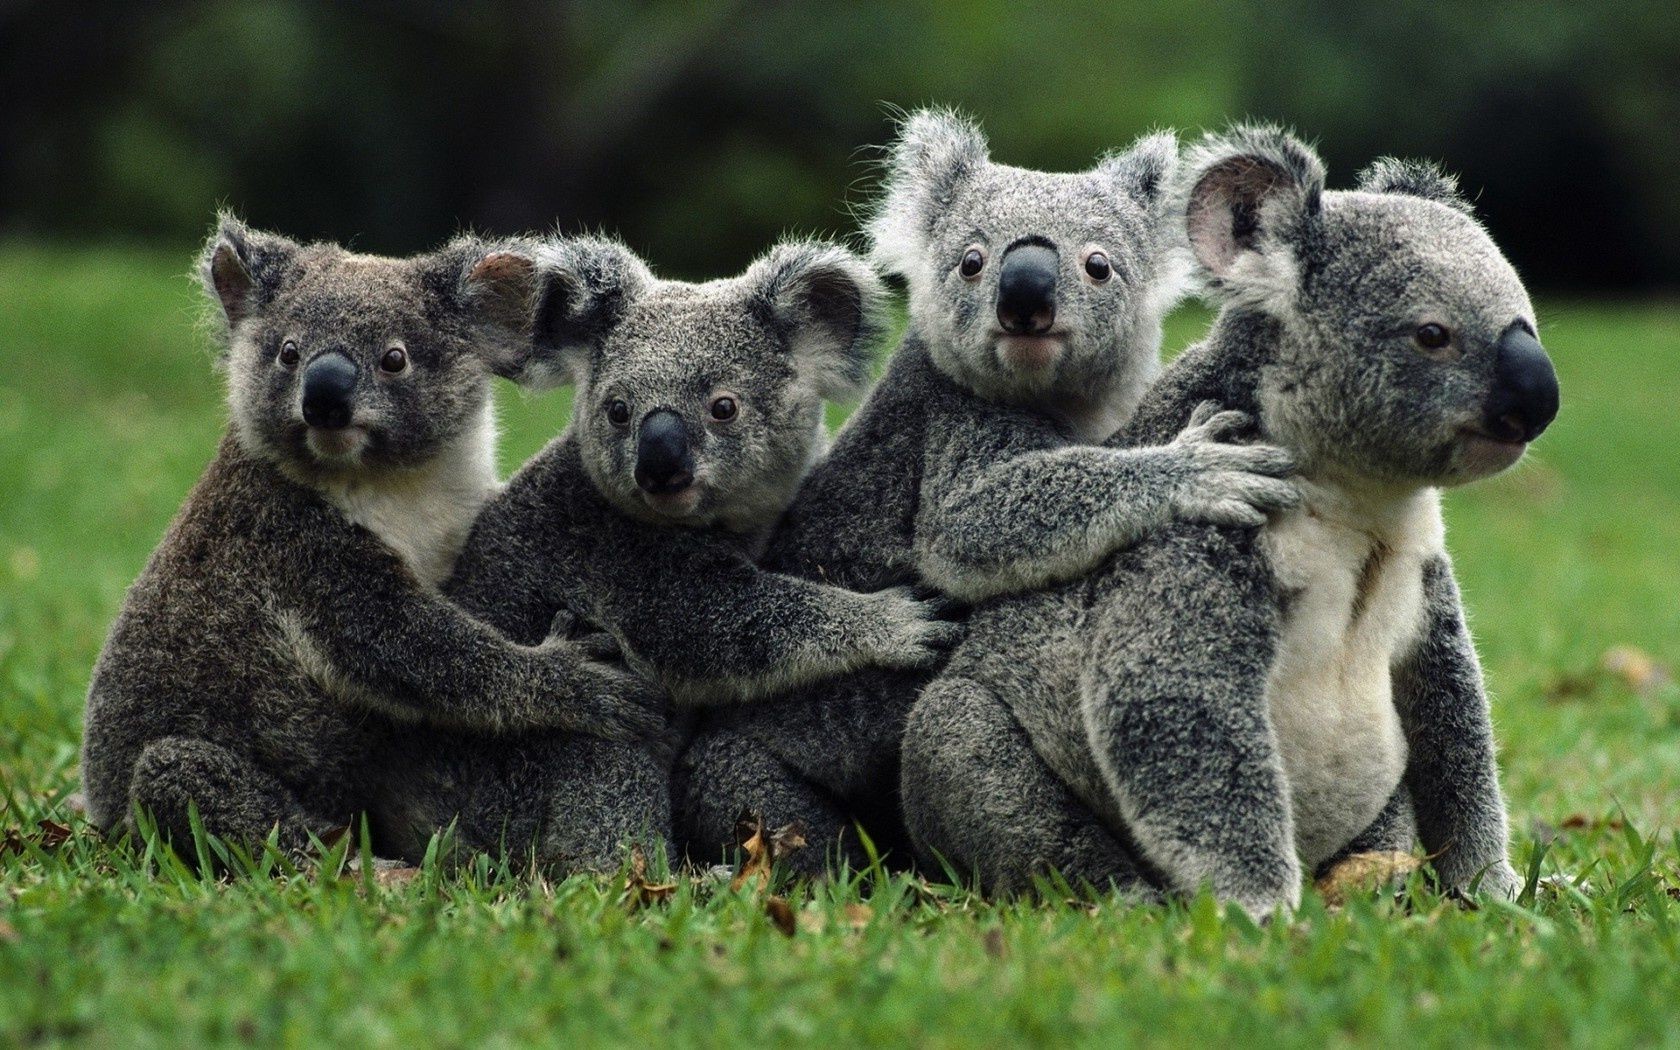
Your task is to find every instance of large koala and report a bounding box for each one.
[80,217,660,853]
[368,237,958,871]
[901,126,1559,915]
[677,110,1298,875]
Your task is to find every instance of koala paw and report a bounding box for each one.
[545,608,624,662]
[1168,401,1300,528]
[1471,860,1524,903]
[866,585,967,669]
[538,629,668,741]
[576,662,671,743]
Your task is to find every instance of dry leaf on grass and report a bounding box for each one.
[623,846,677,911]
[764,896,797,937]
[729,811,806,893]
[1314,851,1423,907]
[1601,645,1672,696]
[374,865,420,887]
[2,820,74,855]
[35,820,71,849]
[0,919,16,944]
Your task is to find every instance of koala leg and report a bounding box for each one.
[381,731,671,875]
[677,723,865,879]
[536,736,673,875]
[902,676,1149,898]
[129,736,324,853]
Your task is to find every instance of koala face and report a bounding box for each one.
[869,109,1183,426]
[201,217,543,482]
[537,238,884,532]
[1180,129,1560,487]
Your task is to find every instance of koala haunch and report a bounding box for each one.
[900,126,1558,915]
[677,110,1299,876]
[80,217,661,853]
[368,237,959,871]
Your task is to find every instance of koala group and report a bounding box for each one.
[82,109,1557,914]
[902,126,1558,912]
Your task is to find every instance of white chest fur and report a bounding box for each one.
[316,406,499,589]
[1260,480,1443,868]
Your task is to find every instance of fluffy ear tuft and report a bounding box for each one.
[524,237,654,389]
[197,212,301,344]
[1356,157,1474,214]
[867,107,989,277]
[428,236,548,384]
[1097,131,1179,211]
[1176,124,1325,298]
[745,240,888,401]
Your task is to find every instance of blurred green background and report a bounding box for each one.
[2,0,1676,288]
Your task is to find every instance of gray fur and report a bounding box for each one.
[678,111,1299,875]
[368,237,960,870]
[902,126,1550,914]
[81,217,663,854]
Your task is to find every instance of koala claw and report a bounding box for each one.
[870,585,969,668]
[1181,401,1256,444]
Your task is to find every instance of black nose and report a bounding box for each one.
[634,409,694,494]
[301,353,358,430]
[996,242,1058,335]
[1483,323,1559,443]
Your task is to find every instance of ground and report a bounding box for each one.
[1,243,1677,1046]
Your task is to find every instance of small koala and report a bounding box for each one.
[900,126,1559,915]
[677,110,1298,875]
[79,217,660,853]
[366,236,960,870]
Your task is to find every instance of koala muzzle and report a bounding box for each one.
[1483,323,1559,443]
[996,242,1058,335]
[635,409,695,494]
[301,353,359,431]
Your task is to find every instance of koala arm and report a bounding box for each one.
[1080,525,1301,918]
[1392,556,1520,900]
[565,539,960,706]
[913,406,1297,603]
[275,512,664,741]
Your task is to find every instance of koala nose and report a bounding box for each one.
[301,353,359,430]
[1483,323,1559,443]
[634,409,695,494]
[996,242,1058,335]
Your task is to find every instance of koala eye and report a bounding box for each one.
[1414,323,1452,352]
[958,247,986,280]
[379,346,408,374]
[709,395,739,422]
[606,399,631,426]
[277,340,300,368]
[1083,251,1113,284]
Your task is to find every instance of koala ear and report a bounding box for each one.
[528,237,655,388]
[745,240,888,401]
[868,107,989,277]
[198,212,300,340]
[1178,124,1325,295]
[1356,157,1474,215]
[1097,131,1179,211]
[433,239,550,385]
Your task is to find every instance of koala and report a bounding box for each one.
[676,110,1298,876]
[900,126,1560,916]
[366,236,960,871]
[79,217,661,854]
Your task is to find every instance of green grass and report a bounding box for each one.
[2,242,1678,1046]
